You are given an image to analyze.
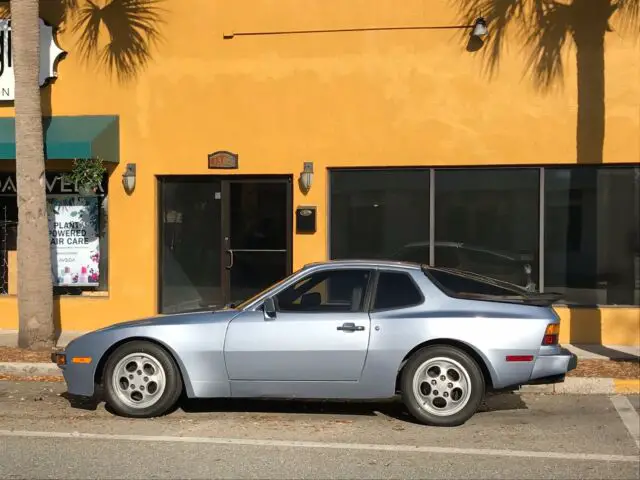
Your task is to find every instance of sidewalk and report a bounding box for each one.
[0,330,83,349]
[0,329,638,394]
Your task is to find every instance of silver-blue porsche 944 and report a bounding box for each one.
[52,260,577,427]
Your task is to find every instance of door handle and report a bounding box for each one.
[225,249,234,269]
[337,322,365,332]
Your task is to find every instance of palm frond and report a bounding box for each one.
[451,0,527,77]
[71,0,165,82]
[48,0,79,31]
[522,1,571,91]
[71,0,102,63]
[611,0,640,35]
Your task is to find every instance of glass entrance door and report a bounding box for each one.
[159,177,224,313]
[159,176,292,314]
[223,178,292,306]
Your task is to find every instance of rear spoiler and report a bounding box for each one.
[454,292,564,307]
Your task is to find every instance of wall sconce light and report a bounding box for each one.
[299,161,314,193]
[122,163,136,194]
[471,17,488,37]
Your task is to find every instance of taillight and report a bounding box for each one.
[542,323,560,345]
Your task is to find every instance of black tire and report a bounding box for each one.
[400,345,485,427]
[102,340,183,418]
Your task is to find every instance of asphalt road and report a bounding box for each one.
[0,381,638,479]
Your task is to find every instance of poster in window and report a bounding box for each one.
[47,196,100,287]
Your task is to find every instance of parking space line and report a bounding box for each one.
[611,395,640,449]
[0,429,638,463]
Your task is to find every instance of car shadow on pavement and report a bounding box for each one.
[176,391,528,423]
[61,391,528,423]
[60,391,100,411]
[478,392,528,413]
[179,397,406,419]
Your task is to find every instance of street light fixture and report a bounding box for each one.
[471,17,488,37]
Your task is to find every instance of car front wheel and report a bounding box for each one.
[102,340,183,418]
[401,345,485,427]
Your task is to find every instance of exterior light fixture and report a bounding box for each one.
[471,17,488,37]
[299,161,314,193]
[122,163,136,194]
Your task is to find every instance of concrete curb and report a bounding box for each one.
[1,362,638,395]
[0,362,62,377]
[518,377,640,395]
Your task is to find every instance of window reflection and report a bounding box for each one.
[330,169,430,260]
[434,168,540,290]
[328,166,639,307]
[160,178,222,313]
[545,166,640,306]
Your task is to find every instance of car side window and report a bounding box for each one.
[275,269,372,313]
[373,271,423,311]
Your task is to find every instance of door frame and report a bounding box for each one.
[157,174,294,314]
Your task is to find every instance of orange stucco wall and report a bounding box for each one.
[0,0,638,344]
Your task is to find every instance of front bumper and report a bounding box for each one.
[527,347,578,385]
[50,348,96,397]
[51,349,66,368]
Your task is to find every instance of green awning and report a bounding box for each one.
[0,115,119,163]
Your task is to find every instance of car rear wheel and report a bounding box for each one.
[401,345,485,427]
[103,340,183,418]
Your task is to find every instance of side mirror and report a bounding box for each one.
[263,297,276,320]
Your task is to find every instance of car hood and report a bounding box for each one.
[91,309,240,333]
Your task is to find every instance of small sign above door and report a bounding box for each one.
[208,151,239,169]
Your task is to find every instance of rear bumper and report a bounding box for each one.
[527,347,578,385]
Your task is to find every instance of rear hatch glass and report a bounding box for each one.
[422,266,562,306]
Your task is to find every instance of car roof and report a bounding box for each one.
[302,259,423,270]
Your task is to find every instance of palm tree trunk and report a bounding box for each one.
[10,0,55,350]
[572,0,610,165]
[568,0,611,307]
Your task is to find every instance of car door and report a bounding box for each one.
[223,267,373,382]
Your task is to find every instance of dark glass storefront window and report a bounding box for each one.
[545,166,640,306]
[434,168,540,291]
[330,165,639,307]
[329,169,430,261]
[159,178,222,313]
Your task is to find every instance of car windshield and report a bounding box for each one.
[231,267,305,310]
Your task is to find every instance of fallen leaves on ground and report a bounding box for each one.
[0,347,52,363]
[0,374,64,382]
[567,359,639,379]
